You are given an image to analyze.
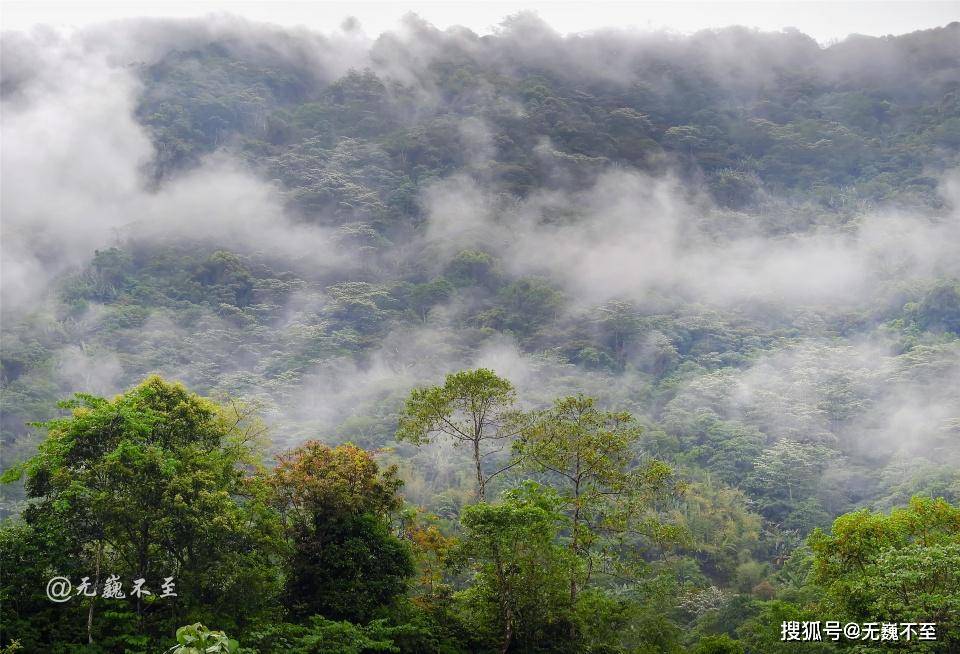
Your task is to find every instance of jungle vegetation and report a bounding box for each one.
[1,14,959,653]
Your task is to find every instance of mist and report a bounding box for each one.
[422,168,960,313]
[4,15,958,315]
[1,26,352,318]
[1,12,958,486]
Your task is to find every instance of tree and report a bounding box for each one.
[445,250,501,288]
[735,600,837,654]
[194,251,255,308]
[809,495,960,647]
[708,169,759,209]
[247,615,440,654]
[454,484,575,654]
[266,441,414,622]
[678,481,762,583]
[267,440,404,523]
[325,282,392,333]
[916,281,960,335]
[286,513,415,623]
[396,369,524,501]
[745,439,830,526]
[405,512,458,610]
[410,279,454,322]
[494,278,565,337]
[693,634,745,654]
[1,376,283,648]
[0,520,87,648]
[517,395,683,603]
[606,108,659,161]
[594,301,642,368]
[663,125,706,155]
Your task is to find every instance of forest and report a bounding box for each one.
[1,12,959,653]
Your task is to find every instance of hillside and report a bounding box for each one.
[1,14,959,653]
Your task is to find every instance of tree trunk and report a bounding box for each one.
[499,606,513,654]
[473,439,485,501]
[492,542,512,653]
[87,540,102,644]
[570,508,580,599]
[569,478,581,640]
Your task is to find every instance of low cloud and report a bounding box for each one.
[663,335,960,461]
[422,168,960,312]
[1,28,349,318]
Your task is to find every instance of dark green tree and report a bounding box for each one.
[266,441,414,622]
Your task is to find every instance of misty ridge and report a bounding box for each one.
[1,12,959,512]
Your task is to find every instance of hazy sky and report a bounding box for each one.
[2,1,957,43]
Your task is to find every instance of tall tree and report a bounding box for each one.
[396,369,524,501]
[745,438,833,530]
[516,394,684,604]
[809,495,960,647]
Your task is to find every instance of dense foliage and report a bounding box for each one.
[2,13,959,653]
[2,375,958,651]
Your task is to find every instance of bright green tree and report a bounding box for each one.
[454,483,575,654]
[1,376,283,648]
[809,495,960,650]
[166,623,239,654]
